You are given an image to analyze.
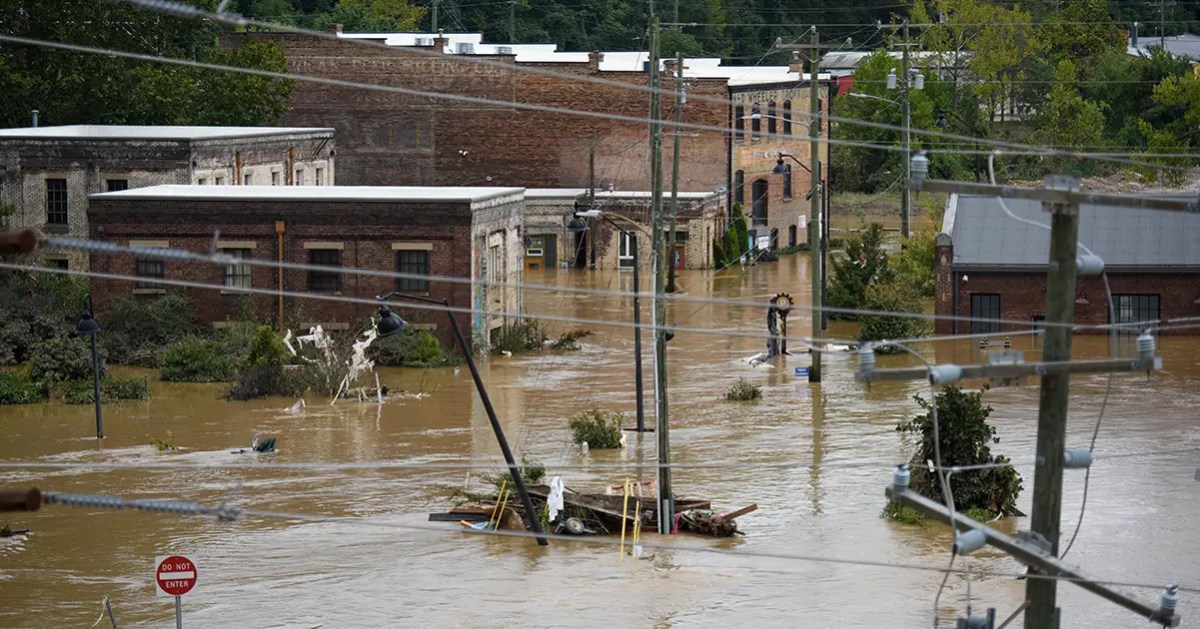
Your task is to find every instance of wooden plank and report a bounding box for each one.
[718,503,758,521]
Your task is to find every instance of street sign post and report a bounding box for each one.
[155,555,197,629]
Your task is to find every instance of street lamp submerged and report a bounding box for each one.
[76,295,103,440]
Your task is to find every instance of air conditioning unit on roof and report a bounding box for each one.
[457,43,475,54]
[415,37,433,46]
[497,46,514,55]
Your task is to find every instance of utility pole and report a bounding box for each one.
[509,0,516,43]
[647,12,674,535]
[807,27,823,383]
[1025,176,1081,628]
[900,20,912,239]
[432,0,439,33]
[667,51,684,294]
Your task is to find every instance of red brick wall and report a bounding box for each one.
[940,269,1200,334]
[87,197,474,347]
[228,34,729,192]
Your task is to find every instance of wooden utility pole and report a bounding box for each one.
[900,20,912,239]
[1025,176,1081,628]
[432,0,439,33]
[808,28,823,383]
[647,13,674,535]
[667,52,684,294]
[509,0,516,43]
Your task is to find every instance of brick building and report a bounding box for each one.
[231,30,827,252]
[0,125,335,270]
[87,185,524,348]
[934,194,1200,335]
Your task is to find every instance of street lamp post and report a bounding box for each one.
[569,209,648,433]
[771,152,824,381]
[76,295,103,440]
[375,292,548,546]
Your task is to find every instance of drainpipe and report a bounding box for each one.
[275,220,286,330]
[235,151,244,184]
[286,148,296,185]
[952,270,959,335]
[31,110,38,127]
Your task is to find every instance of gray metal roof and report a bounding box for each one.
[945,194,1200,271]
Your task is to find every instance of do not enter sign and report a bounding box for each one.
[155,555,198,598]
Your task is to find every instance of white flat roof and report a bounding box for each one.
[91,185,524,203]
[525,188,590,198]
[0,125,335,140]
[593,191,718,200]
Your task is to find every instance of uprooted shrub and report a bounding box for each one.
[62,377,149,405]
[28,336,106,387]
[491,320,548,355]
[227,326,306,400]
[724,378,762,401]
[0,371,48,405]
[159,336,236,382]
[368,328,452,367]
[550,329,592,351]
[568,408,625,449]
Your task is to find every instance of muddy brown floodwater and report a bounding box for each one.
[1,254,1198,628]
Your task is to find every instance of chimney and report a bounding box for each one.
[31,110,38,127]
[663,58,677,74]
[327,23,342,35]
[433,32,450,53]
[788,51,805,75]
[587,51,604,74]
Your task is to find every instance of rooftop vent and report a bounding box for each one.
[457,43,475,54]
[497,46,514,55]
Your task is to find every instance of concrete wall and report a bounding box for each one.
[0,132,335,270]
[469,194,525,344]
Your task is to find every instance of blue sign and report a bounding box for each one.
[795,367,810,377]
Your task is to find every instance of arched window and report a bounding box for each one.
[782,100,792,135]
[767,101,777,136]
[734,170,745,205]
[751,103,761,139]
[751,179,768,226]
[734,105,745,141]
[782,165,793,199]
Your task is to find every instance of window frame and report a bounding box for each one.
[45,178,68,226]
[782,165,793,199]
[222,248,252,290]
[105,179,129,192]
[135,256,165,289]
[307,249,342,292]
[395,249,431,292]
[750,103,762,139]
[734,170,745,205]
[782,100,792,135]
[617,231,635,268]
[969,293,1001,334]
[767,101,777,136]
[734,105,745,141]
[1111,294,1161,333]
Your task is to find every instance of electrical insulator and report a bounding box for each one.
[1063,448,1093,469]
[928,364,964,386]
[892,464,910,499]
[953,528,988,555]
[1138,330,1157,362]
[886,69,897,90]
[857,345,876,380]
[1160,584,1179,619]
[1075,253,1105,276]
[913,73,925,90]
[910,153,929,188]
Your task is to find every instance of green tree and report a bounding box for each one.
[858,280,929,351]
[313,0,426,32]
[1038,0,1124,61]
[1032,60,1106,174]
[898,386,1023,517]
[827,223,891,319]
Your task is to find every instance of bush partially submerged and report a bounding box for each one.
[29,336,106,386]
[568,408,624,449]
[227,326,307,400]
[103,292,197,366]
[550,329,592,351]
[148,431,177,451]
[63,377,149,405]
[724,378,762,401]
[369,329,452,367]
[491,320,547,355]
[160,337,236,382]
[881,501,928,525]
[0,371,48,405]
[898,386,1023,517]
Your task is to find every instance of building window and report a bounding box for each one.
[969,293,1001,334]
[767,101,777,136]
[734,170,745,205]
[769,228,779,250]
[106,179,128,192]
[734,105,745,141]
[396,249,430,292]
[315,168,324,186]
[294,169,303,185]
[271,171,280,186]
[135,257,164,289]
[751,179,768,225]
[618,231,634,268]
[45,179,68,225]
[198,178,208,185]
[751,103,761,139]
[243,172,253,185]
[783,100,792,134]
[215,176,225,185]
[788,225,797,247]
[307,249,341,292]
[223,248,252,289]
[782,165,793,199]
[1112,294,1161,332]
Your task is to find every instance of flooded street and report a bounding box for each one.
[1,254,1198,627]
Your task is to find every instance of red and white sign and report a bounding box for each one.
[155,555,197,598]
